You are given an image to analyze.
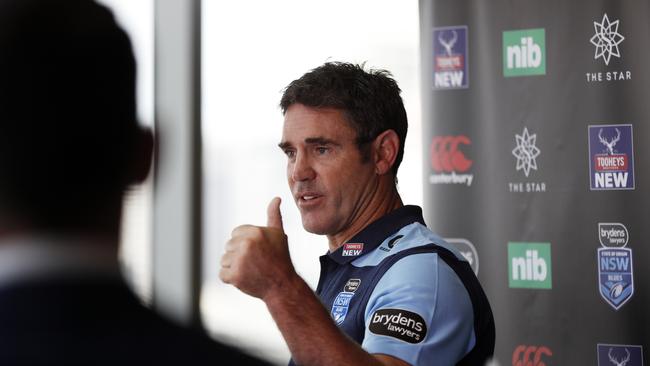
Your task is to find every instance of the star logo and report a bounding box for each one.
[512,127,540,177]
[590,13,625,66]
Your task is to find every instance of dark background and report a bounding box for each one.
[420,0,649,364]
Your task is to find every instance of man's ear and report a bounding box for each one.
[128,126,154,185]
[372,129,400,175]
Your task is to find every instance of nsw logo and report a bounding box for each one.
[342,243,364,257]
[508,242,552,289]
[433,26,468,89]
[331,291,354,325]
[512,345,553,366]
[503,28,546,77]
[429,135,474,186]
[597,344,643,366]
[588,124,635,190]
[446,238,479,275]
[597,223,634,310]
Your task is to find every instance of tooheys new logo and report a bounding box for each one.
[433,25,469,89]
[429,135,474,186]
[588,124,635,190]
[369,309,427,344]
[342,243,363,256]
[597,344,644,366]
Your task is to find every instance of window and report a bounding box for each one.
[201,1,421,362]
[97,0,154,302]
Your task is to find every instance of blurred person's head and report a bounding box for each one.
[280,62,408,181]
[0,0,152,237]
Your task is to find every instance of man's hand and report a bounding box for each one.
[219,197,297,300]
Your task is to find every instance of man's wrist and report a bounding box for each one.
[262,272,309,309]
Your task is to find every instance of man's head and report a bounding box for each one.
[278,63,406,240]
[0,0,152,234]
[280,62,408,180]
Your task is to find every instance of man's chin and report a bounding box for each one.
[300,218,331,236]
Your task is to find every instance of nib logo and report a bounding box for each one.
[508,242,552,289]
[503,28,546,77]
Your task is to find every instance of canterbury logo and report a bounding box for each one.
[430,136,473,172]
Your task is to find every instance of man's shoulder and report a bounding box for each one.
[0,277,270,365]
[352,222,466,268]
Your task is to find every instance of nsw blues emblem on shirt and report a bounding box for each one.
[331,291,354,325]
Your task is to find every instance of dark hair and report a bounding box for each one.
[280,62,408,179]
[0,0,140,229]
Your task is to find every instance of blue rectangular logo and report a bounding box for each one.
[598,247,634,310]
[433,26,469,89]
[588,124,635,190]
[597,344,643,366]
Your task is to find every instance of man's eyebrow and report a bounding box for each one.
[278,141,292,150]
[278,137,341,150]
[304,137,340,146]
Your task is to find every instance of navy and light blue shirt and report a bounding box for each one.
[310,205,494,366]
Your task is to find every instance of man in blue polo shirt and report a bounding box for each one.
[220,62,495,365]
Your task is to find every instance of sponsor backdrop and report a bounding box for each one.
[420,0,648,364]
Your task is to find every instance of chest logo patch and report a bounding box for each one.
[331,291,354,325]
[369,308,428,344]
[344,278,361,293]
[342,243,364,256]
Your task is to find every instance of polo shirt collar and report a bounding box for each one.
[327,205,425,265]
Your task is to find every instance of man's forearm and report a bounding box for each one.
[263,275,405,366]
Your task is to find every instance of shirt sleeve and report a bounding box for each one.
[361,253,476,366]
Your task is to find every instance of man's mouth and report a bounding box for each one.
[296,192,323,205]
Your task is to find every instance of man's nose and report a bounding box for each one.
[291,153,316,182]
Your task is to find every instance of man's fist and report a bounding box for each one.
[219,197,296,300]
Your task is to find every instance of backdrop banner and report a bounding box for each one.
[419,0,649,364]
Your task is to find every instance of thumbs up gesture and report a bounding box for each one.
[220,197,297,300]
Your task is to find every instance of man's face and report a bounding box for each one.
[279,104,377,236]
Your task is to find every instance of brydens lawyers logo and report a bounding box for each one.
[429,135,474,186]
[508,242,552,289]
[342,243,363,256]
[512,345,552,366]
[597,344,643,366]
[433,26,468,89]
[597,223,634,310]
[369,309,427,344]
[588,124,635,190]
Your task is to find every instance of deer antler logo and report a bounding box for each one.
[599,128,621,155]
[438,30,457,56]
[608,348,631,366]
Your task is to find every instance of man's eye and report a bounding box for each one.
[284,150,296,159]
[316,147,329,155]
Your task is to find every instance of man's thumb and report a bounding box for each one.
[267,197,284,231]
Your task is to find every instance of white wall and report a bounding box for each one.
[201,1,422,363]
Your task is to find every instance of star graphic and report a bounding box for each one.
[590,13,625,66]
[512,127,541,177]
